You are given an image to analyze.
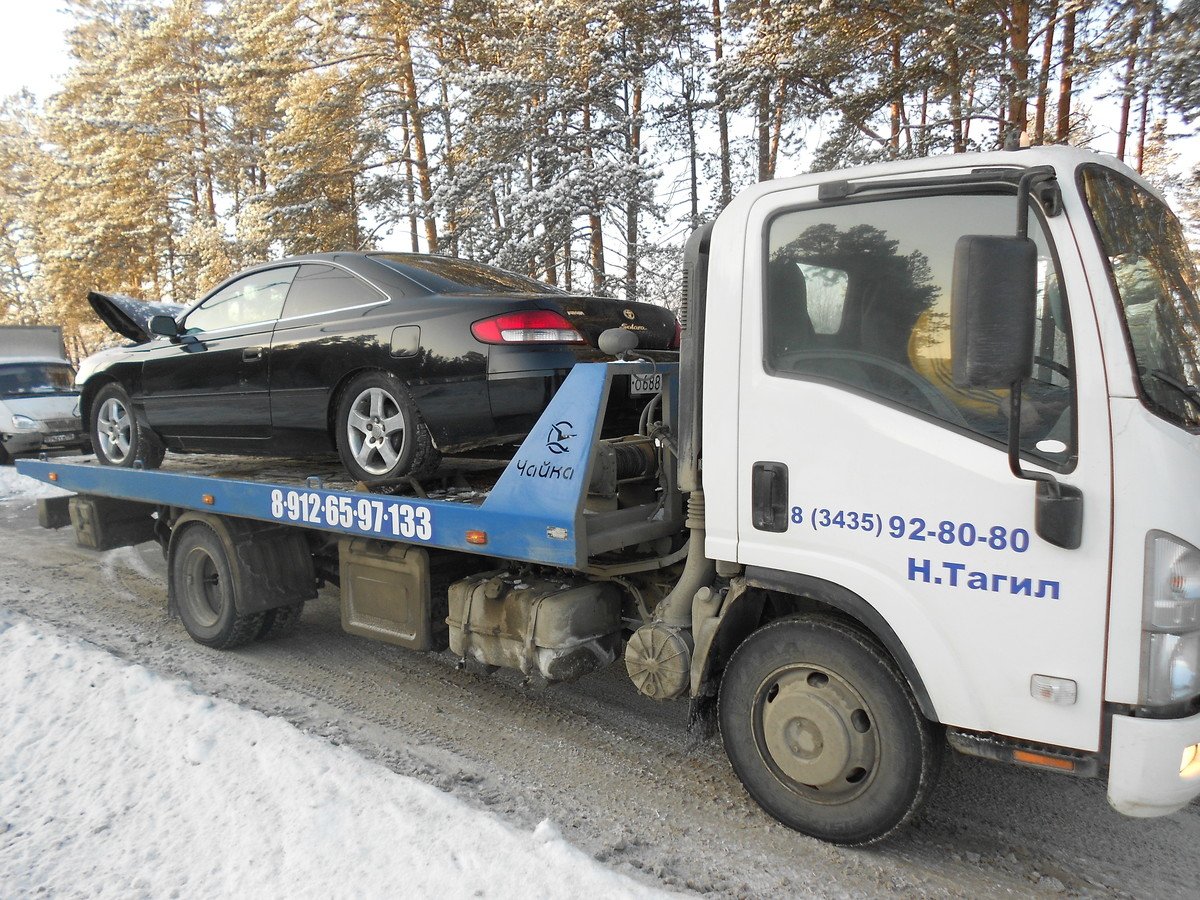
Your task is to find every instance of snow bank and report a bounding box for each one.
[0,613,667,899]
[0,465,70,500]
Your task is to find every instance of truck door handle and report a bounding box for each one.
[752,461,789,532]
[242,348,263,361]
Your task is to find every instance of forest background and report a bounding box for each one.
[2,0,1199,359]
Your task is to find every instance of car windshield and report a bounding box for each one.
[1081,165,1200,430]
[371,253,564,295]
[0,363,77,397]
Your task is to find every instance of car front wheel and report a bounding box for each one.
[335,372,439,485]
[90,383,165,469]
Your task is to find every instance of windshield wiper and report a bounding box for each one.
[1148,369,1200,408]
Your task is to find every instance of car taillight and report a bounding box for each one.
[671,319,682,350]
[470,311,585,344]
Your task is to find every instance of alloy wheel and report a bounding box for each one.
[96,397,132,463]
[346,387,407,476]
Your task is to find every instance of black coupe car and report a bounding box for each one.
[80,253,678,484]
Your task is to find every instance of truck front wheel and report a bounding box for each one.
[169,521,264,649]
[718,616,942,845]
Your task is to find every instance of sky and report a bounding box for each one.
[0,3,72,104]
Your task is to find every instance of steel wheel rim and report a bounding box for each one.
[96,397,132,463]
[182,546,224,628]
[751,663,881,806]
[346,387,406,476]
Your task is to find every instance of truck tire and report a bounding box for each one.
[718,616,942,846]
[257,602,304,640]
[91,383,165,469]
[334,371,440,485]
[169,520,264,649]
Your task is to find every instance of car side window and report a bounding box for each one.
[281,264,387,320]
[764,192,1075,468]
[184,267,298,335]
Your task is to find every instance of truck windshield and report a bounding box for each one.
[0,363,77,397]
[1081,165,1200,430]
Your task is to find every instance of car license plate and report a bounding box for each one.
[630,372,663,396]
[44,433,77,444]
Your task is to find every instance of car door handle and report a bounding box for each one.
[242,348,264,362]
[751,461,789,532]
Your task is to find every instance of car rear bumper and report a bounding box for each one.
[1108,708,1200,816]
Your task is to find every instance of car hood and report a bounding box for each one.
[88,291,186,343]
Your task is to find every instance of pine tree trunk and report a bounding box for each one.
[1135,3,1161,173]
[1056,10,1076,142]
[712,0,731,207]
[1033,1,1058,144]
[625,79,642,303]
[582,101,605,292]
[890,34,902,153]
[1007,1,1031,137]
[1117,11,1144,162]
[396,29,438,253]
[400,107,419,253]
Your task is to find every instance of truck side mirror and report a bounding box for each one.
[951,235,1037,390]
[149,315,179,338]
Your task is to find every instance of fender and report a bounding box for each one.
[167,512,316,617]
[691,566,939,722]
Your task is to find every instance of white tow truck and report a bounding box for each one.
[19,145,1200,845]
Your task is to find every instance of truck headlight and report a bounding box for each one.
[10,414,38,430]
[1142,532,1200,705]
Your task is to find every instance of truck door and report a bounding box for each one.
[731,184,1113,752]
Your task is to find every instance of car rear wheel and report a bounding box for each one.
[335,372,439,484]
[91,383,165,469]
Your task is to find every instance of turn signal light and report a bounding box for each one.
[1182,744,1200,776]
[1012,749,1076,772]
[466,530,488,545]
[202,494,215,505]
[48,472,58,482]
[471,311,584,344]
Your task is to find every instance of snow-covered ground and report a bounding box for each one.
[0,464,70,501]
[0,606,666,898]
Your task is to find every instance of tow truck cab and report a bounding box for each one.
[693,146,1200,821]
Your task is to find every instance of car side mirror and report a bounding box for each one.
[950,235,1037,390]
[149,315,179,338]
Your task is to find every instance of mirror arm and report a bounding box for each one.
[1006,382,1082,549]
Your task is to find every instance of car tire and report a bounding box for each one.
[335,371,439,484]
[718,615,943,846]
[91,383,165,469]
[169,521,265,649]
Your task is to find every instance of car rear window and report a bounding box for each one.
[370,254,563,295]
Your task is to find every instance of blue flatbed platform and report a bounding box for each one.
[17,361,679,569]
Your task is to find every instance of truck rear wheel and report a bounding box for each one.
[169,521,264,649]
[718,616,942,846]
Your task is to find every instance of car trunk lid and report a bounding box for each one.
[538,296,678,350]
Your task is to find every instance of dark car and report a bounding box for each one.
[79,253,678,484]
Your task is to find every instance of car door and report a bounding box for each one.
[142,266,297,441]
[728,184,1113,753]
[267,263,392,450]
